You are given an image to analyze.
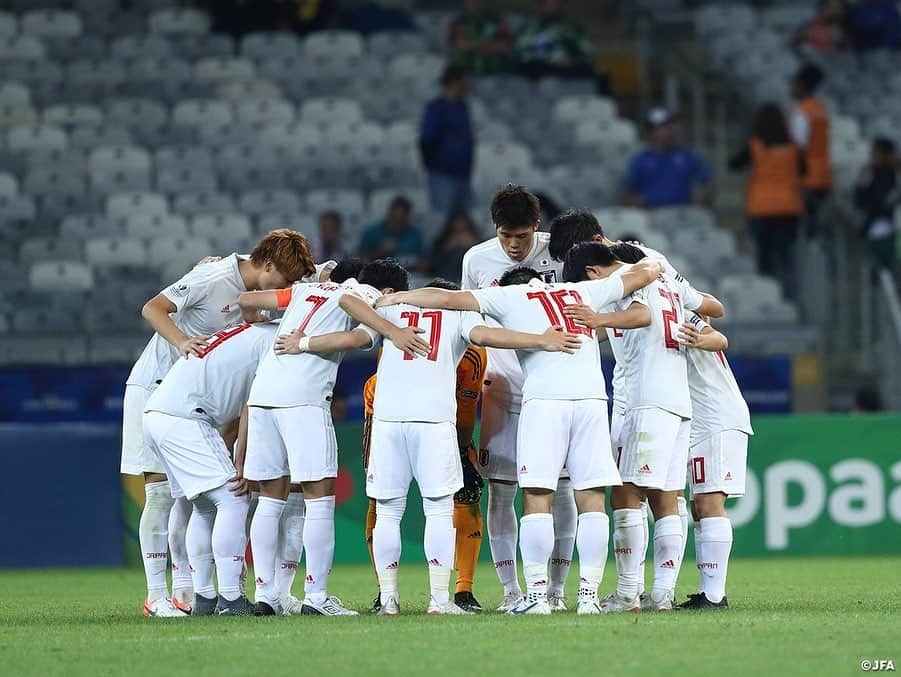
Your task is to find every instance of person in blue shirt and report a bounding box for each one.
[419,66,475,215]
[358,195,427,273]
[846,0,901,50]
[621,108,716,209]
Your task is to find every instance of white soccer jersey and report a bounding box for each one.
[470,276,625,402]
[365,305,484,423]
[685,312,754,442]
[461,232,562,412]
[248,279,380,408]
[126,254,249,390]
[616,270,703,418]
[605,327,627,410]
[145,322,278,426]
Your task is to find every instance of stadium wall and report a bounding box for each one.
[2,415,900,568]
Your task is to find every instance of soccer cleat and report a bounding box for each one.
[216,596,255,616]
[300,596,359,616]
[643,592,673,611]
[369,592,382,614]
[279,594,305,616]
[676,593,729,611]
[143,598,190,618]
[548,592,568,612]
[427,597,473,616]
[378,594,400,616]
[454,591,482,613]
[577,599,603,615]
[507,594,551,616]
[191,594,218,617]
[599,593,641,614]
[253,599,283,616]
[171,597,192,615]
[495,591,524,613]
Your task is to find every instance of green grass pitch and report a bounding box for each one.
[1,558,898,676]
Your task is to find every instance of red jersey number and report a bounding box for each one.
[195,323,253,358]
[526,290,593,338]
[658,288,682,351]
[400,310,442,361]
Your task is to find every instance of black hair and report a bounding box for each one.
[794,63,824,93]
[548,209,605,261]
[562,242,618,282]
[329,257,366,284]
[359,258,410,292]
[499,266,541,287]
[873,137,897,155]
[617,232,642,244]
[490,184,541,230]
[441,64,467,87]
[388,195,412,213]
[751,102,791,146]
[423,277,460,291]
[609,242,647,264]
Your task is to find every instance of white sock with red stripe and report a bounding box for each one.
[250,497,285,605]
[549,480,576,597]
[487,482,521,596]
[373,496,406,605]
[651,515,683,603]
[423,495,455,605]
[696,517,732,603]
[140,480,173,602]
[302,496,336,605]
[275,492,305,599]
[519,513,554,601]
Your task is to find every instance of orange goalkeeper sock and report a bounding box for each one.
[453,501,483,594]
[366,498,378,585]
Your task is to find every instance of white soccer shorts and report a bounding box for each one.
[617,407,690,492]
[516,398,621,491]
[366,419,463,500]
[688,429,748,498]
[610,403,627,461]
[121,384,165,475]
[244,405,338,483]
[143,411,235,500]
[477,393,520,483]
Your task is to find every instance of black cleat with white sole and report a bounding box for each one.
[454,591,483,613]
[675,593,729,611]
[216,596,255,616]
[192,594,218,616]
[369,593,382,614]
[253,599,281,616]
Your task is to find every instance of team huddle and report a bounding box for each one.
[123,185,752,617]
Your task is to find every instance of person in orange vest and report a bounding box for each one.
[789,64,832,238]
[730,102,805,297]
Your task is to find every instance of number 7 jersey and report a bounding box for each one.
[248,279,381,408]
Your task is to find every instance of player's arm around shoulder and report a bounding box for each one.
[468,324,582,354]
[238,287,288,316]
[620,258,665,295]
[375,288,481,312]
[338,293,430,358]
[563,300,651,331]
[274,326,375,355]
[678,313,729,351]
[141,294,209,359]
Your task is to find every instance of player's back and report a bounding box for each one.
[147,322,277,426]
[372,304,482,423]
[619,273,691,417]
[249,280,380,408]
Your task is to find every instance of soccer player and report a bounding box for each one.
[675,314,753,610]
[562,242,724,612]
[123,230,314,617]
[239,259,430,616]
[377,252,664,615]
[143,321,280,616]
[461,184,578,611]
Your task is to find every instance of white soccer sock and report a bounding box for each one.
[302,495,336,604]
[487,483,521,596]
[651,515,683,602]
[185,497,216,599]
[275,492,305,599]
[168,496,194,602]
[696,517,732,603]
[549,480,576,597]
[576,512,609,601]
[638,500,650,595]
[208,485,250,602]
[373,496,406,605]
[139,480,174,602]
[423,495,455,605]
[677,496,689,561]
[519,513,554,600]
[249,496,285,604]
[613,508,643,599]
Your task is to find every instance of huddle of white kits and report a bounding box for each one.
[121,222,752,618]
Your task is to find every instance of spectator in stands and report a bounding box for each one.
[845,0,901,50]
[854,137,899,273]
[419,66,475,216]
[621,108,715,209]
[358,195,427,272]
[515,0,607,92]
[789,64,832,238]
[275,0,340,34]
[449,0,514,75]
[429,212,483,282]
[313,210,349,263]
[730,103,805,298]
[792,0,847,54]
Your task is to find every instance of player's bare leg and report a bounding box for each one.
[510,489,553,616]
[548,478,576,611]
[487,479,522,610]
[572,487,610,615]
[603,483,644,613]
[646,489,683,610]
[299,477,357,616]
[139,471,187,617]
[679,492,731,610]
[250,476,289,615]
[275,485,305,614]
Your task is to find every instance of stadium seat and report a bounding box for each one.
[30,260,94,292]
[169,33,233,60]
[0,335,89,364]
[300,98,364,126]
[84,237,148,268]
[21,10,82,38]
[90,167,153,196]
[13,307,82,334]
[87,335,148,364]
[149,8,211,35]
[24,167,86,197]
[105,98,169,130]
[43,103,105,127]
[0,82,30,107]
[67,59,128,88]
[190,213,252,243]
[647,206,716,234]
[194,57,256,83]
[148,236,214,269]
[173,99,233,128]
[239,189,302,216]
[110,34,173,59]
[0,12,16,38]
[69,125,134,151]
[7,124,67,153]
[82,306,148,335]
[106,191,168,220]
[90,145,152,174]
[156,167,218,194]
[255,211,315,237]
[304,31,364,59]
[0,104,38,127]
[172,191,235,217]
[233,99,295,125]
[240,32,301,60]
[552,95,618,126]
[0,36,46,60]
[220,166,286,192]
[0,173,19,198]
[122,213,189,240]
[592,208,650,237]
[216,79,284,104]
[389,53,444,85]
[59,215,122,239]
[0,196,37,224]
